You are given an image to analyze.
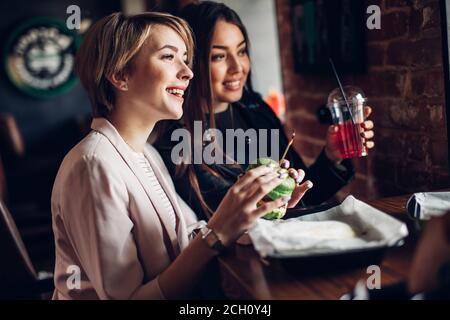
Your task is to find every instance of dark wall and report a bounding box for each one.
[276,0,448,201]
[0,0,125,215]
[0,0,121,149]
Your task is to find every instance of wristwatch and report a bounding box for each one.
[199,225,226,253]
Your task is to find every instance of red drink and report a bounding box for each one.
[335,121,367,159]
[327,86,368,159]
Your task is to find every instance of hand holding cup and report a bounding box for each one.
[325,86,375,162]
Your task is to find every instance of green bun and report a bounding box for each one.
[267,174,295,200]
[261,206,287,220]
[247,157,277,169]
[247,158,296,220]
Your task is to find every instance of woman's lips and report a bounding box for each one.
[166,87,185,101]
[223,80,241,91]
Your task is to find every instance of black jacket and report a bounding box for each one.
[155,92,355,221]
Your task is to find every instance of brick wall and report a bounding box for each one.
[275,0,449,201]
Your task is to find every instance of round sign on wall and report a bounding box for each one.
[4,17,81,98]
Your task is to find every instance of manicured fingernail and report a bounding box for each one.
[306,181,313,188]
[288,168,298,179]
[296,177,303,184]
[280,159,290,169]
[278,172,288,179]
[281,196,291,203]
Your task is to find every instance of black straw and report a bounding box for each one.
[329,58,351,110]
[329,58,355,125]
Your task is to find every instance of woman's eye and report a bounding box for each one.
[238,48,247,56]
[211,54,225,62]
[162,54,175,61]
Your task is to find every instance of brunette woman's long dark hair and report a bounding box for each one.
[157,1,256,217]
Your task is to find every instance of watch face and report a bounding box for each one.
[205,233,218,249]
[200,226,211,238]
[199,226,225,252]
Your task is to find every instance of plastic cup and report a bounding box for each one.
[327,86,368,159]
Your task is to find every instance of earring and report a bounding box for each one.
[204,129,212,142]
[203,128,214,146]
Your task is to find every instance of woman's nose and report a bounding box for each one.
[228,55,243,74]
[178,63,194,81]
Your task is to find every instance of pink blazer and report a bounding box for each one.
[51,118,199,299]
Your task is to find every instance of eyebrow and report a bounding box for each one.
[158,44,187,56]
[212,40,246,50]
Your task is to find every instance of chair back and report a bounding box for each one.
[0,198,39,297]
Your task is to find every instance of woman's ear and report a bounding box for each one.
[107,71,129,91]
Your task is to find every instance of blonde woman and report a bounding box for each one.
[51,12,308,300]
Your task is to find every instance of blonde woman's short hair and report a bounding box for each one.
[76,12,194,117]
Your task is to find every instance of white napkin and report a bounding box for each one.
[249,196,408,258]
[407,192,450,220]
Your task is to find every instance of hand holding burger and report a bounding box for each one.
[246,157,313,219]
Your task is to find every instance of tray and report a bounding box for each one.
[249,196,409,273]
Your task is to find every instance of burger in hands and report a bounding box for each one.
[247,157,297,220]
